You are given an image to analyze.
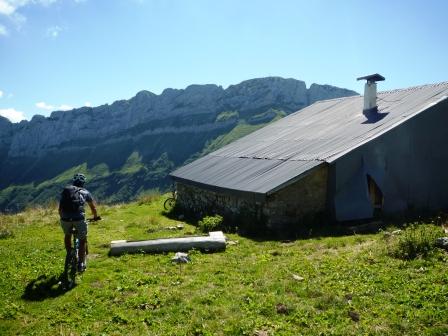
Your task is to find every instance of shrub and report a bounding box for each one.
[387,224,442,260]
[198,215,223,233]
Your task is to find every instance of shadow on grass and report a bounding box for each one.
[237,213,447,242]
[163,205,448,242]
[22,273,74,301]
[239,223,354,243]
[162,207,350,241]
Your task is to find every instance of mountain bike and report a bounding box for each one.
[62,217,101,289]
[164,190,177,211]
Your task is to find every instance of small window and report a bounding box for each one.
[367,175,383,210]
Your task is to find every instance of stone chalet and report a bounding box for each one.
[170,75,448,230]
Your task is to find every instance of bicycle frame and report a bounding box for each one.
[62,217,99,289]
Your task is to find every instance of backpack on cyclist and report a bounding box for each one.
[60,186,84,214]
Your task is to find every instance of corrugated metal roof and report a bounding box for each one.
[171,82,448,195]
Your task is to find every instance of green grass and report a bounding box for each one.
[37,163,91,189]
[120,152,145,174]
[202,110,287,156]
[1,199,447,335]
[216,111,239,122]
[201,122,270,157]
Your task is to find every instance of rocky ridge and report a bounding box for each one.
[4,77,356,158]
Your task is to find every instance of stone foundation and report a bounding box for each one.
[175,183,262,223]
[263,165,328,229]
[175,165,328,232]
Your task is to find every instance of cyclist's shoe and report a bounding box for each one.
[77,262,86,273]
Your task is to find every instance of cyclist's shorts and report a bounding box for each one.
[60,219,88,239]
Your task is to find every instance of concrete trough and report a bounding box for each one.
[109,231,226,256]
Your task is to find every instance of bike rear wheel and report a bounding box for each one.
[63,248,77,289]
[164,197,175,211]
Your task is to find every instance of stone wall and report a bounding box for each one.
[175,165,328,232]
[175,183,262,223]
[263,165,328,229]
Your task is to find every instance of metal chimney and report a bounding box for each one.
[357,74,385,113]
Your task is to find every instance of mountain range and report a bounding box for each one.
[0,77,358,212]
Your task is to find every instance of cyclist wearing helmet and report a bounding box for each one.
[59,173,100,272]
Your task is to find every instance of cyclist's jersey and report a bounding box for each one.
[60,187,94,221]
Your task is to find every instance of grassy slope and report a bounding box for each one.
[196,111,286,159]
[0,153,169,211]
[0,198,447,336]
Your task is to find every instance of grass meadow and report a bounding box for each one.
[0,195,447,335]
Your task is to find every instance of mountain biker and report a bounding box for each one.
[59,173,100,272]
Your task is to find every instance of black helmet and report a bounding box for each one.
[73,173,86,187]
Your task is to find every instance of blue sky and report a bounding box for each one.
[0,0,447,122]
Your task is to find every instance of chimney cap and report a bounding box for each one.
[357,73,385,82]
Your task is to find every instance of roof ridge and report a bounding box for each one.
[379,81,448,95]
[312,94,360,105]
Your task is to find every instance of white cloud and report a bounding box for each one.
[0,1,56,32]
[0,108,26,122]
[0,24,7,35]
[58,104,72,111]
[36,101,73,111]
[0,0,15,15]
[46,25,62,38]
[84,101,91,107]
[0,90,3,98]
[0,0,58,16]
[2,0,59,13]
[36,101,54,110]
